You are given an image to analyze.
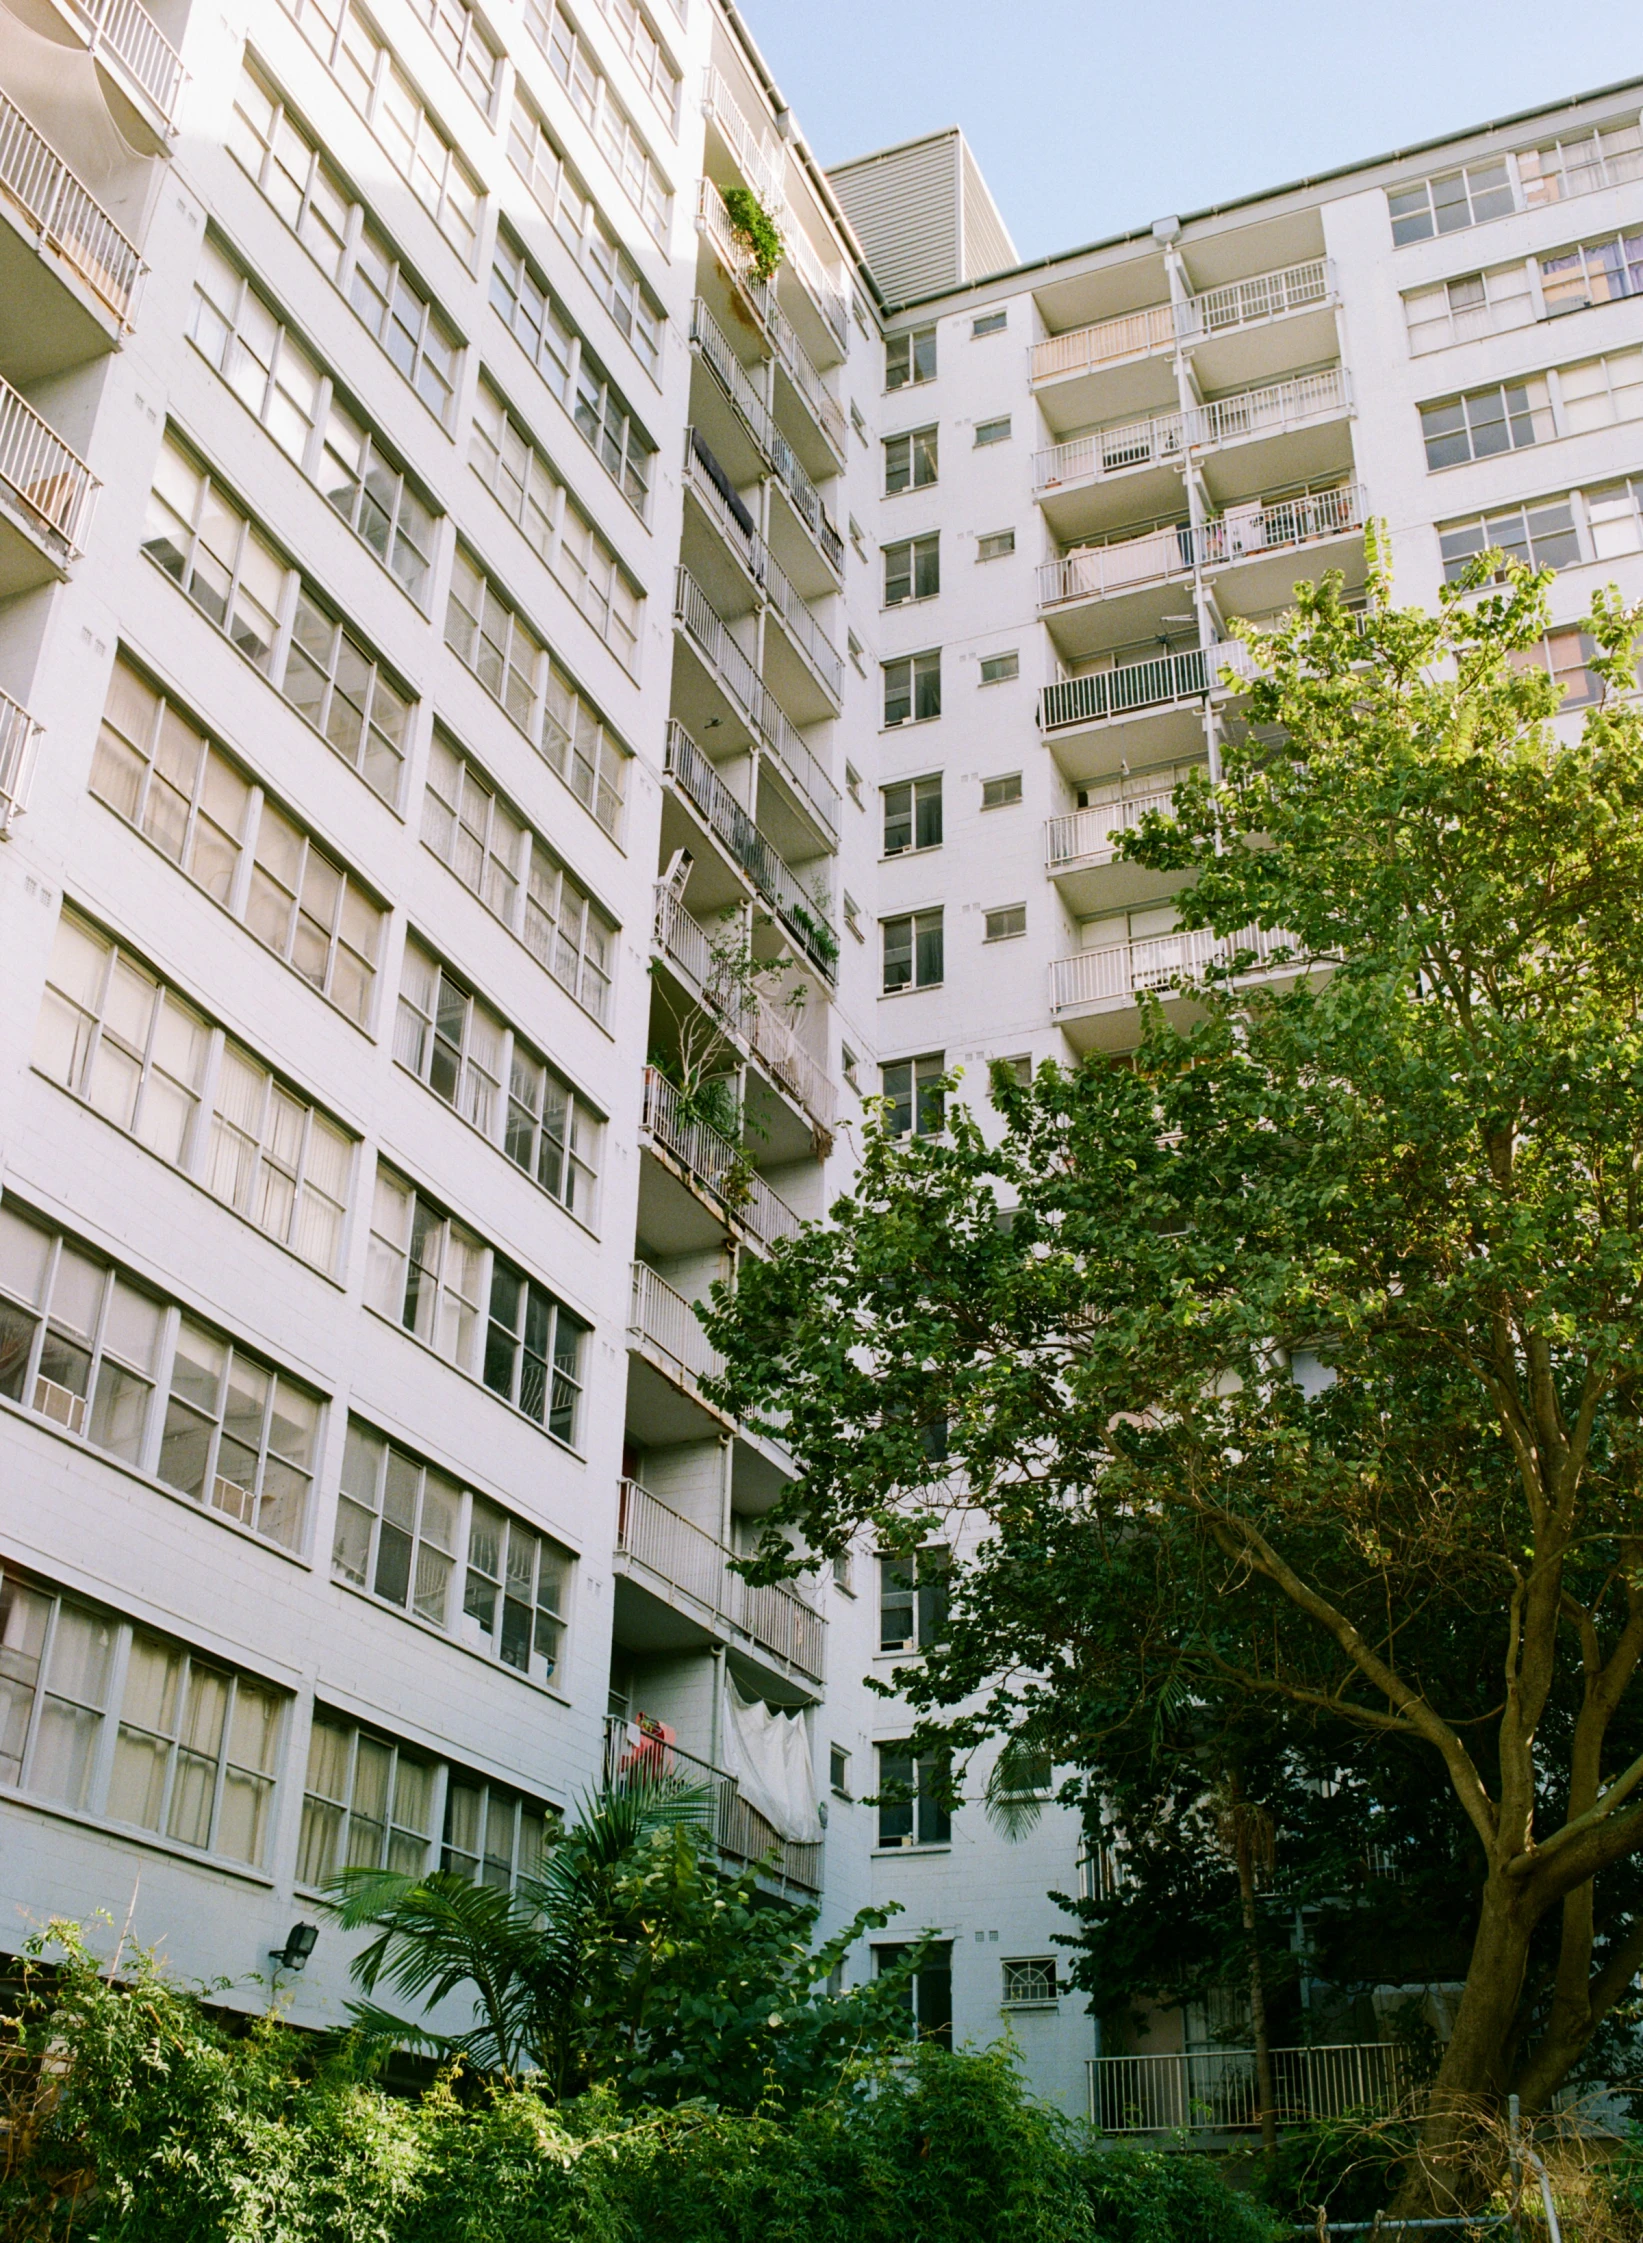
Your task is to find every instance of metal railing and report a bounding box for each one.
[1034,408,1186,492]
[1197,364,1350,447]
[1032,258,1335,384]
[663,723,839,980]
[73,0,185,126]
[780,217,851,351]
[630,1260,726,1386]
[697,173,771,306]
[617,1479,826,1679]
[769,303,848,461]
[683,434,843,703]
[1037,485,1367,610]
[673,567,840,840]
[1050,924,1298,1015]
[688,297,844,577]
[1047,788,1180,869]
[0,93,142,326]
[653,884,836,1134]
[1039,642,1253,732]
[701,68,787,213]
[1089,2042,1404,2135]
[0,375,97,562]
[1034,368,1351,493]
[0,687,39,834]
[604,1714,822,1888]
[641,1066,802,1248]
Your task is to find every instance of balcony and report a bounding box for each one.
[664,721,838,981]
[689,296,843,583]
[69,0,185,135]
[1032,259,1336,386]
[770,304,847,467]
[0,687,39,834]
[1039,643,1253,737]
[701,66,787,213]
[617,1478,825,1681]
[654,885,836,1135]
[779,216,851,361]
[1033,367,1352,500]
[1048,788,1179,870]
[1090,2043,1404,2136]
[630,1257,725,1389]
[0,374,97,589]
[684,430,843,710]
[673,566,840,845]
[1050,925,1299,1045]
[0,93,143,335]
[604,1714,822,1891]
[641,1066,802,1250]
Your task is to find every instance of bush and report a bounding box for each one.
[1256,2109,1416,2225]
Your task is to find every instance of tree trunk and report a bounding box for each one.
[1228,1787,1277,2155]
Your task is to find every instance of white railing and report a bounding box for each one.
[683,435,843,703]
[0,375,97,560]
[630,1261,726,1386]
[1089,2043,1404,2135]
[1039,643,1254,730]
[617,1480,826,1679]
[673,568,840,841]
[769,304,848,460]
[641,1066,802,1248]
[1037,365,1351,488]
[0,687,39,834]
[1038,485,1367,608]
[697,173,770,305]
[0,93,142,326]
[1050,924,1298,1015]
[762,543,843,701]
[604,1715,822,1887]
[781,218,851,352]
[1034,409,1186,493]
[73,0,184,126]
[653,885,836,1134]
[663,722,839,979]
[748,987,835,1131]
[1032,259,1335,383]
[1195,364,1350,448]
[688,296,844,576]
[1047,788,1180,869]
[701,68,787,214]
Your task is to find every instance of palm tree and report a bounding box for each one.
[325,1770,713,2093]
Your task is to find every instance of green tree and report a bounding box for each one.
[704,545,1643,2209]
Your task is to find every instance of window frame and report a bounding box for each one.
[1001,1957,1059,2008]
[883,649,942,728]
[881,908,945,994]
[883,532,940,607]
[884,424,939,495]
[886,326,936,390]
[874,1747,953,1851]
[882,773,943,857]
[973,415,1011,447]
[981,771,1023,808]
[881,1052,945,1139]
[984,902,1027,942]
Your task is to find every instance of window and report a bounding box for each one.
[507,88,665,358]
[830,1744,851,1796]
[485,1262,588,1440]
[445,547,629,837]
[1587,475,1643,559]
[1403,264,1534,355]
[841,1046,860,1090]
[157,1316,320,1543]
[849,515,866,558]
[884,534,939,606]
[883,774,942,856]
[875,1749,951,1850]
[882,1053,944,1138]
[205,1043,352,1272]
[520,0,673,241]
[421,733,618,1029]
[884,426,938,493]
[318,396,437,601]
[443,1774,554,1888]
[1420,379,1552,468]
[974,415,1011,447]
[1512,627,1606,708]
[556,503,643,672]
[1519,118,1643,207]
[850,402,866,444]
[366,1165,487,1377]
[972,308,1007,337]
[998,1054,1033,1085]
[1387,158,1514,245]
[874,1941,953,2043]
[299,1713,436,1883]
[578,0,682,131]
[571,344,656,515]
[843,893,863,939]
[883,910,944,993]
[979,650,1019,684]
[0,1568,282,1863]
[282,585,412,803]
[280,0,481,264]
[886,326,936,389]
[985,903,1027,941]
[832,1545,855,1588]
[244,797,383,1024]
[880,1546,950,1650]
[396,934,603,1219]
[412,0,502,110]
[333,1418,573,1683]
[228,63,464,424]
[1438,498,1582,582]
[1559,349,1643,432]
[1002,1958,1058,2007]
[1540,228,1643,316]
[845,761,863,806]
[847,633,865,676]
[977,528,1015,560]
[982,772,1022,808]
[35,912,209,1169]
[884,651,941,726]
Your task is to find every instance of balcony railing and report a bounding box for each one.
[630,1260,725,1386]
[1050,924,1299,1017]
[688,297,844,577]
[0,687,39,833]
[701,67,787,214]
[1037,485,1367,610]
[654,885,838,1134]
[1090,2043,1405,2135]
[1033,368,1351,496]
[698,173,770,306]
[673,567,840,841]
[0,375,97,563]
[663,722,839,981]
[72,0,185,127]
[1031,258,1335,385]
[769,303,848,462]
[617,1479,826,1679]
[0,93,142,327]
[780,217,851,352]
[641,1066,802,1248]
[1047,788,1180,870]
[604,1714,822,1888]
[1039,642,1253,731]
[684,432,843,703]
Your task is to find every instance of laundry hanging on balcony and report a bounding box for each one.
[721,1679,822,1844]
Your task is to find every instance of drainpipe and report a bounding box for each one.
[1155,216,1222,787]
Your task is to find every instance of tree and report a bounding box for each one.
[328,1773,912,2109]
[704,545,1643,2208]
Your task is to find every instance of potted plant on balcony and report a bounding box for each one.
[722,185,784,285]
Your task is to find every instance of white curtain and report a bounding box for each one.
[722,1680,822,1844]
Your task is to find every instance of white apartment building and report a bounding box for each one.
[0,0,1638,2133]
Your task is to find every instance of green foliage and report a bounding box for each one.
[720,186,784,282]
[1602,2124,1643,2222]
[1255,2111,1417,2225]
[0,1931,1279,2243]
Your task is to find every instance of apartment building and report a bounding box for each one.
[0,0,1639,2136]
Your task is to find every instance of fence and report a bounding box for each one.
[75,0,185,124]
[662,722,839,979]
[0,94,142,325]
[616,1479,825,1680]
[1089,2041,1405,2134]
[0,374,98,561]
[1050,925,1298,1015]
[0,687,38,832]
[640,1067,802,1248]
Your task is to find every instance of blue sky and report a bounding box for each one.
[735,1,1643,263]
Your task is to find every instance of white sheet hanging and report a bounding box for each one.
[722,1680,822,1844]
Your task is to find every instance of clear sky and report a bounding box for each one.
[734,0,1643,264]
